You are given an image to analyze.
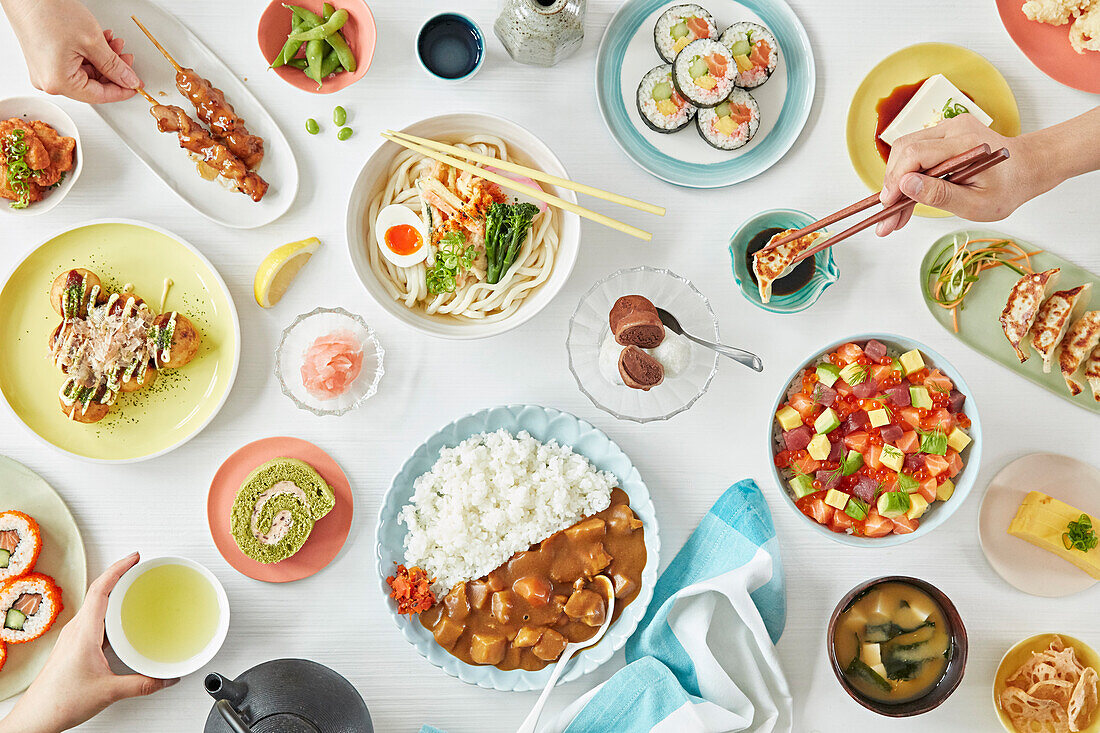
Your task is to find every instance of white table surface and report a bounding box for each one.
[0,1,1097,731]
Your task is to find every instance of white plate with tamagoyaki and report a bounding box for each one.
[979,452,1100,597]
[84,0,297,228]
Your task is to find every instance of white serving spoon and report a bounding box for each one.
[516,575,616,733]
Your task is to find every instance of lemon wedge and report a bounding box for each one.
[254,237,320,308]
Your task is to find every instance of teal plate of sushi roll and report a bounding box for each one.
[596,0,814,188]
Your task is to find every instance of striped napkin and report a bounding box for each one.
[544,478,792,733]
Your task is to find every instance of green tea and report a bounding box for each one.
[121,564,219,663]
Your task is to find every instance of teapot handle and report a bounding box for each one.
[215,699,251,733]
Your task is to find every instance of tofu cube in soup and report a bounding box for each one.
[470,632,507,665]
[533,628,568,662]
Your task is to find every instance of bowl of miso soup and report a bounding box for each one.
[828,576,968,716]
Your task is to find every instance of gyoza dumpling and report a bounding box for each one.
[1086,346,1100,403]
[1001,269,1060,362]
[752,230,827,304]
[1030,284,1092,373]
[1059,311,1100,396]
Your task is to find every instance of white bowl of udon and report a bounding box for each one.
[346,113,581,339]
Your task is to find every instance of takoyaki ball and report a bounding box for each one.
[50,268,102,318]
[48,322,64,355]
[154,314,201,369]
[118,361,158,392]
[59,394,110,423]
[107,292,146,318]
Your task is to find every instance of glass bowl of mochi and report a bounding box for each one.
[567,267,719,422]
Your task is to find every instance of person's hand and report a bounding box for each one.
[0,553,177,733]
[1,0,142,104]
[875,114,1042,236]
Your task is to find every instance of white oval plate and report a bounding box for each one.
[84,0,297,229]
[979,452,1100,597]
[0,96,83,217]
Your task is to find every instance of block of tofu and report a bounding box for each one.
[879,74,994,147]
[1008,491,1100,580]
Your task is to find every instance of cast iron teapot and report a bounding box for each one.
[204,659,373,733]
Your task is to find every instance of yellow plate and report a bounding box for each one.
[993,633,1100,732]
[846,42,1021,218]
[0,220,240,462]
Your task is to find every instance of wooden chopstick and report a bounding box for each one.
[761,144,993,253]
[380,132,653,241]
[786,148,1010,266]
[384,130,665,217]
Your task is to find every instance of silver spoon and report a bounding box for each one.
[656,307,764,372]
[515,575,616,733]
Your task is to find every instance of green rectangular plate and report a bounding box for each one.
[920,229,1100,416]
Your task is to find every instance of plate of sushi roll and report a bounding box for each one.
[0,456,85,701]
[598,0,813,188]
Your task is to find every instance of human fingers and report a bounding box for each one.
[83,32,142,92]
[121,53,134,68]
[103,29,114,43]
[71,75,139,104]
[108,674,179,702]
[895,172,986,219]
[81,553,139,625]
[880,135,978,207]
[108,38,125,55]
[875,203,916,237]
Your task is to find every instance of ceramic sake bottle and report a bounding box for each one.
[495,0,586,67]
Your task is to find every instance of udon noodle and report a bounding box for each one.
[366,135,559,323]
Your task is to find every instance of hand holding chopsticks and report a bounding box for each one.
[380,130,664,241]
[760,143,1010,265]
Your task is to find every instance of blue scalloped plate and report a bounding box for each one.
[375,405,661,691]
[729,208,840,313]
[595,0,815,188]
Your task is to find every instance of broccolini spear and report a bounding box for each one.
[484,202,508,284]
[493,203,540,285]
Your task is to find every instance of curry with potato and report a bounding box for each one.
[419,488,646,671]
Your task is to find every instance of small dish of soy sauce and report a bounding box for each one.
[417,13,485,82]
[728,208,841,314]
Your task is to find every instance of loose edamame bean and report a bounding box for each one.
[306,118,320,135]
[333,106,347,126]
[337,127,353,141]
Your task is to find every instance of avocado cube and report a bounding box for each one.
[789,474,815,499]
[909,386,932,409]
[824,489,849,510]
[845,498,869,521]
[867,408,890,428]
[897,472,919,493]
[0,549,8,568]
[839,363,867,385]
[899,349,925,375]
[807,434,831,461]
[907,494,930,520]
[814,407,840,435]
[947,428,971,452]
[936,478,956,502]
[841,450,864,476]
[776,405,803,432]
[877,490,911,519]
[816,363,841,387]
[880,444,904,472]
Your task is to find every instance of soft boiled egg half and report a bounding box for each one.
[375,205,429,268]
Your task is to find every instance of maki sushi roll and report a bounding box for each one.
[696,89,760,150]
[0,641,6,672]
[720,22,779,89]
[0,573,62,644]
[672,39,736,108]
[0,511,42,585]
[654,5,717,63]
[230,458,336,565]
[637,64,697,133]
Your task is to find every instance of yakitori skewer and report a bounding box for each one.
[131,16,265,169]
[381,132,653,241]
[384,129,666,217]
[136,88,268,202]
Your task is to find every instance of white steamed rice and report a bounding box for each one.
[399,429,617,596]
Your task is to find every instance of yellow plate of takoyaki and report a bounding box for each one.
[0,220,240,462]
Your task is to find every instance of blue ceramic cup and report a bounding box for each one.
[417,13,485,82]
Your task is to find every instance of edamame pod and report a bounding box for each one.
[289,8,348,42]
[325,28,357,73]
[306,38,325,87]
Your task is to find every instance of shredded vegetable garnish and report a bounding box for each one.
[925,235,1042,333]
[386,564,436,614]
[3,128,35,210]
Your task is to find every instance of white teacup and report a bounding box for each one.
[105,556,230,679]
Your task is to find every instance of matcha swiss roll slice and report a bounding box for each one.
[231,458,336,564]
